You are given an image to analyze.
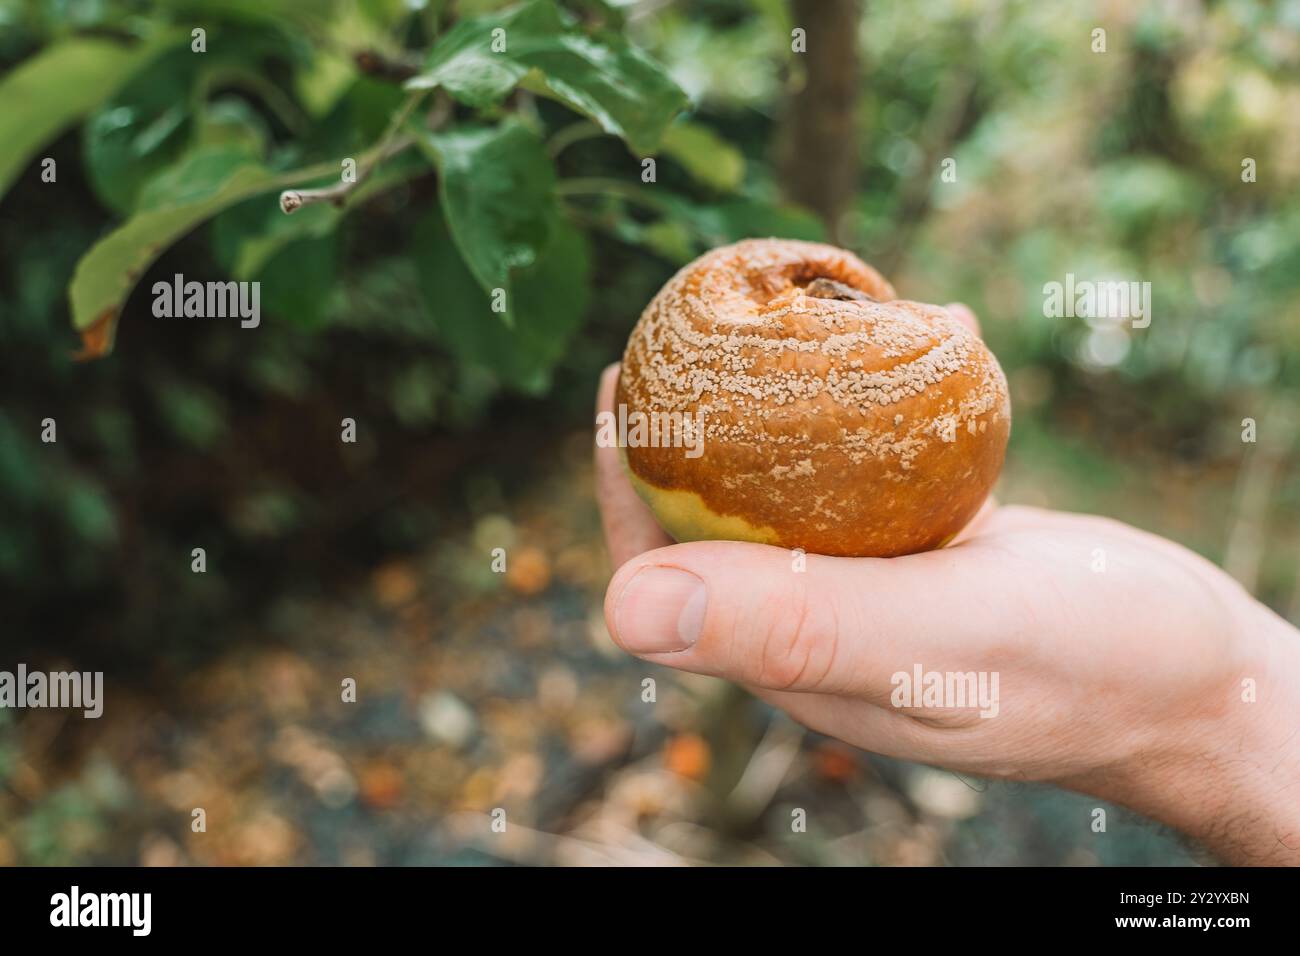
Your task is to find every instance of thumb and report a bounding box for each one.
[604,540,983,697]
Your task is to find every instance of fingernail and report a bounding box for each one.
[614,566,706,654]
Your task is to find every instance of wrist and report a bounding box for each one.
[1117,602,1300,864]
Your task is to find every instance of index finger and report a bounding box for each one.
[594,363,674,568]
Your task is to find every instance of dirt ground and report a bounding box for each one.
[0,430,1202,867]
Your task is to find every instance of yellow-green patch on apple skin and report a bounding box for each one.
[620,448,973,554]
[621,447,781,547]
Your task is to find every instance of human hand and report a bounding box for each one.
[594,305,1300,865]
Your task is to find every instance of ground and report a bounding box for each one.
[0,430,1202,866]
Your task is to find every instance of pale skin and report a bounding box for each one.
[595,304,1300,865]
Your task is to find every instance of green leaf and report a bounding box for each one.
[68,152,336,357]
[210,187,342,331]
[294,50,358,118]
[1095,158,1204,234]
[662,193,826,247]
[408,0,688,154]
[415,210,591,392]
[82,47,202,214]
[304,76,409,157]
[161,0,341,38]
[0,34,179,201]
[136,144,263,211]
[417,122,558,325]
[606,192,825,263]
[706,197,826,242]
[661,121,745,192]
[214,200,340,280]
[255,234,340,329]
[635,219,697,264]
[81,18,315,214]
[196,97,272,156]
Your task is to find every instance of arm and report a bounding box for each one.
[1098,602,1300,865]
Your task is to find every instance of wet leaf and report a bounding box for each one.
[408,0,688,154]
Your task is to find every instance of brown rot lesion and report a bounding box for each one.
[804,277,877,302]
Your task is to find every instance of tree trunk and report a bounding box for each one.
[778,0,862,245]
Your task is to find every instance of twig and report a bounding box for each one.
[353,49,421,83]
[278,136,414,213]
[555,177,669,212]
[547,120,603,158]
[279,90,441,215]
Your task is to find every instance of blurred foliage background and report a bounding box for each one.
[0,0,1297,865]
